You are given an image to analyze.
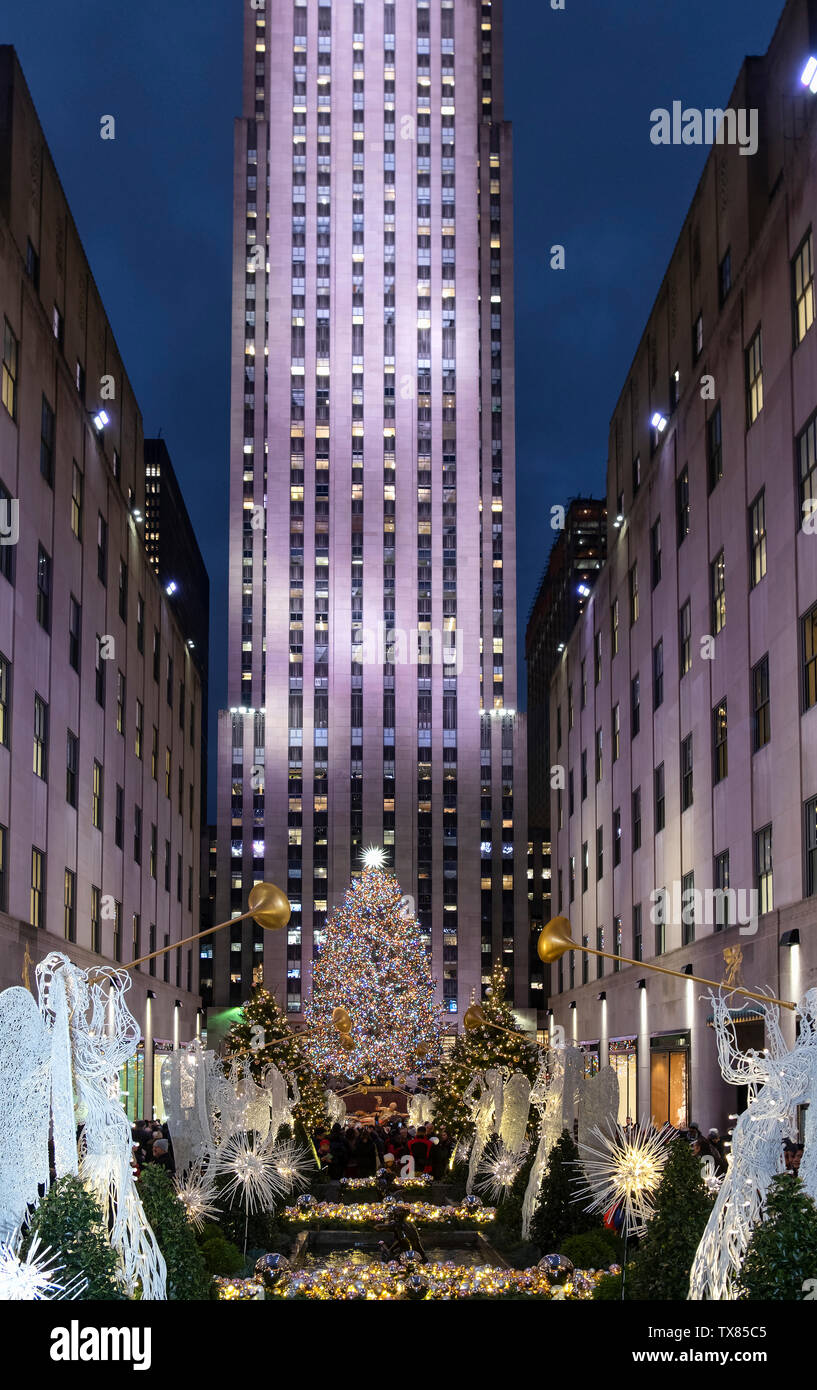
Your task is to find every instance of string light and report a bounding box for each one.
[216,1262,609,1301]
[280,1200,496,1226]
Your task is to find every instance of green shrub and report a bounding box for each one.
[740,1174,817,1301]
[196,1227,244,1277]
[626,1137,713,1301]
[593,1270,625,1300]
[26,1175,126,1300]
[137,1165,212,1300]
[561,1228,622,1270]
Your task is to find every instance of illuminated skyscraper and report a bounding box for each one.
[215,0,526,1025]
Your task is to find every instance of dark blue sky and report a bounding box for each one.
[3,0,781,812]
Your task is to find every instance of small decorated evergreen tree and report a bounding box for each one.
[223,986,329,1139]
[530,1128,601,1253]
[433,961,539,1145]
[740,1174,817,1301]
[626,1136,713,1300]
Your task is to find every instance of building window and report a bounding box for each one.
[654,887,668,956]
[805,797,817,897]
[116,671,125,734]
[711,551,726,634]
[681,871,695,945]
[115,783,124,849]
[66,730,78,807]
[613,916,622,972]
[568,768,574,817]
[69,463,83,540]
[707,404,723,491]
[612,703,620,762]
[679,600,692,675]
[30,848,45,928]
[95,637,105,707]
[676,466,690,545]
[596,826,603,880]
[149,924,156,978]
[92,760,103,829]
[2,319,18,420]
[632,786,642,852]
[713,699,728,784]
[0,824,6,911]
[595,728,603,783]
[165,747,171,798]
[651,517,662,588]
[681,734,693,811]
[166,656,174,709]
[613,807,621,866]
[153,628,160,682]
[596,926,605,979]
[719,247,732,306]
[118,559,128,622]
[755,824,773,916]
[36,545,51,631]
[633,904,642,962]
[714,850,730,930]
[25,239,40,287]
[151,726,158,780]
[745,328,763,426]
[611,599,619,655]
[629,562,639,625]
[68,596,81,672]
[632,454,641,495]
[135,699,143,759]
[63,868,76,942]
[631,673,640,737]
[654,762,665,833]
[792,229,814,347]
[749,490,767,589]
[40,396,55,485]
[149,824,157,879]
[582,842,589,894]
[91,885,101,954]
[693,312,703,361]
[567,683,573,730]
[97,514,108,585]
[33,694,48,780]
[136,595,144,654]
[653,639,664,708]
[804,603,817,711]
[752,654,770,750]
[797,411,817,520]
[164,840,171,893]
[132,913,141,962]
[0,652,9,748]
[569,856,575,903]
[580,661,587,709]
[594,632,602,686]
[0,479,15,586]
[581,749,587,802]
[113,902,122,962]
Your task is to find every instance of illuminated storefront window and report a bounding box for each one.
[650,1031,689,1130]
[608,1036,637,1125]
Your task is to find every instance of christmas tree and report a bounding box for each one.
[626,1136,713,1300]
[530,1128,601,1253]
[739,1173,817,1300]
[304,857,443,1078]
[223,986,329,1138]
[433,961,539,1144]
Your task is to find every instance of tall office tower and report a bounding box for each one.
[215,0,526,1028]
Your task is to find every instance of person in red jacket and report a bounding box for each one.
[408,1125,432,1174]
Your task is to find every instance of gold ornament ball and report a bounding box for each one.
[248,882,291,932]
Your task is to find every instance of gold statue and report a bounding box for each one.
[21,942,33,993]
[722,946,744,989]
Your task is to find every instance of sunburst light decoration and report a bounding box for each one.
[174,1163,221,1232]
[361,845,389,871]
[475,1139,528,1204]
[214,1132,285,1216]
[574,1120,673,1238]
[0,1229,87,1301]
[269,1139,317,1195]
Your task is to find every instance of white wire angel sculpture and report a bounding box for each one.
[689,987,817,1301]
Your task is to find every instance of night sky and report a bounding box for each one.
[3,0,781,814]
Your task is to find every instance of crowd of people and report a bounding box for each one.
[130,1120,176,1177]
[314,1120,454,1181]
